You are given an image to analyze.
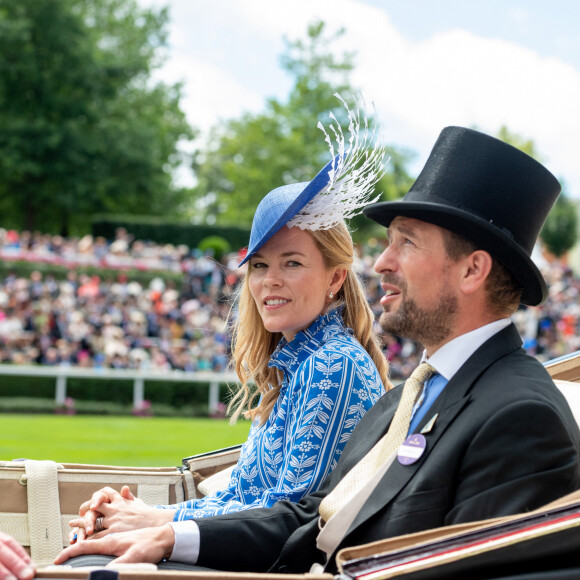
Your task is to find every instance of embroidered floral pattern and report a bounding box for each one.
[158,308,384,520]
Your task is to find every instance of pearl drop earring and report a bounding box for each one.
[329,291,334,299]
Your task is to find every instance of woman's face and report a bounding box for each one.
[248,227,343,342]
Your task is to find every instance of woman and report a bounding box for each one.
[68,96,391,540]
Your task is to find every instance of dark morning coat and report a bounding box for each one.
[195,324,580,574]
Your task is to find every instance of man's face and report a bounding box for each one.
[373,217,460,352]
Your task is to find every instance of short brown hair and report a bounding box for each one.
[441,228,522,316]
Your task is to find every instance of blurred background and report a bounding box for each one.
[0,1,579,453]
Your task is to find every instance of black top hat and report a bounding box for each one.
[363,126,561,306]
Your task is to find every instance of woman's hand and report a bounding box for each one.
[68,485,174,544]
[0,531,35,580]
[55,525,175,566]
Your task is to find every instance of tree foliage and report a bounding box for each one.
[496,125,541,160]
[540,191,578,258]
[0,0,196,235]
[190,20,414,236]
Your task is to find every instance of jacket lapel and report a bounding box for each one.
[342,323,523,540]
[345,391,470,536]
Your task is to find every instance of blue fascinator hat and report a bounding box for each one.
[239,94,389,267]
[239,158,338,266]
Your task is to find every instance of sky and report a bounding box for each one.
[136,0,580,198]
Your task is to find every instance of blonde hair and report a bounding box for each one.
[228,222,391,425]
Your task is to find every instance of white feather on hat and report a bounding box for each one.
[287,93,388,231]
[239,93,389,266]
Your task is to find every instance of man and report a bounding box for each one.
[55,126,580,574]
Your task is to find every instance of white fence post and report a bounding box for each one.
[55,373,67,406]
[209,380,220,414]
[133,376,145,409]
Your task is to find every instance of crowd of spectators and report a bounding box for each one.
[0,228,236,375]
[0,227,579,381]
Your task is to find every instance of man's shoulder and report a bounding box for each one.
[458,325,550,389]
[467,349,575,423]
[480,348,554,389]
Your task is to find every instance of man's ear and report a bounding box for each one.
[460,250,493,295]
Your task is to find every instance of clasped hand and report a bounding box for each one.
[68,485,173,543]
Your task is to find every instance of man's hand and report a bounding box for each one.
[55,524,175,566]
[0,531,35,580]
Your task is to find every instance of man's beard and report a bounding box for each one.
[379,280,458,348]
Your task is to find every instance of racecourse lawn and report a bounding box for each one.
[0,414,251,466]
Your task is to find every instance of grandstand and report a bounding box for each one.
[0,227,578,383]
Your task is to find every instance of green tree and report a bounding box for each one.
[496,125,540,160]
[190,20,413,237]
[0,0,196,235]
[540,190,578,258]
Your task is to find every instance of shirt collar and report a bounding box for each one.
[269,307,345,375]
[421,318,511,381]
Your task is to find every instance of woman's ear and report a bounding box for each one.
[329,268,348,297]
[460,250,492,295]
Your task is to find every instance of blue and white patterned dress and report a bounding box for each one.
[160,307,385,520]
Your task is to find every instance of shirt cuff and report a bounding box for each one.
[167,520,200,564]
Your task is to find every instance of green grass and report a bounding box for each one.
[0,414,251,466]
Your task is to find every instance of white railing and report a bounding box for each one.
[0,364,240,413]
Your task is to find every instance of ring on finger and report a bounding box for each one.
[94,516,105,533]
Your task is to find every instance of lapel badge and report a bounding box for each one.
[398,434,426,465]
[420,413,439,434]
